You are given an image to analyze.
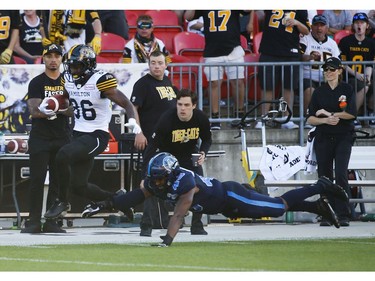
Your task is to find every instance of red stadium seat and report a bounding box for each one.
[99,32,126,63]
[13,56,27,64]
[125,10,139,27]
[145,10,180,26]
[244,53,262,101]
[240,35,251,53]
[252,31,262,54]
[169,54,197,91]
[333,29,353,45]
[173,32,205,62]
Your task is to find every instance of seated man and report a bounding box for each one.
[82,152,349,247]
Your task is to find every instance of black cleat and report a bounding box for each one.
[316,198,340,229]
[317,176,349,202]
[44,199,71,219]
[20,221,42,234]
[42,220,66,233]
[123,208,134,222]
[190,227,208,235]
[81,201,108,218]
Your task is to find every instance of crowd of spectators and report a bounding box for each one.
[2,9,375,129]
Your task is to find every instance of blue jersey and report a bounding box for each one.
[163,167,285,218]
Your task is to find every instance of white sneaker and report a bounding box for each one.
[281,121,299,129]
[254,121,262,129]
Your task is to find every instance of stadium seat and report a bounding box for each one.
[125,10,139,27]
[13,56,27,64]
[142,10,183,54]
[244,53,262,101]
[240,35,251,53]
[169,54,197,91]
[99,32,126,63]
[333,30,352,45]
[173,32,205,62]
[252,31,262,54]
[145,10,180,26]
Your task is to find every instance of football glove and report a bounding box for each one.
[42,37,52,47]
[0,48,13,64]
[125,118,142,134]
[90,35,102,55]
[38,98,57,120]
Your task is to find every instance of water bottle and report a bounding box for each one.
[0,131,5,154]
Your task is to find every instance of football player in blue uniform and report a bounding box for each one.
[82,152,348,246]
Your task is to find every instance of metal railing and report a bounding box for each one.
[169,59,375,143]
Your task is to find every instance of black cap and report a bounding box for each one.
[312,14,328,25]
[352,12,369,23]
[42,43,63,56]
[322,57,343,70]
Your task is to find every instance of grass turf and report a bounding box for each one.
[0,238,374,271]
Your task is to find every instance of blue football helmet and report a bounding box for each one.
[144,152,179,196]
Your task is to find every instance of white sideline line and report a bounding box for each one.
[0,257,245,271]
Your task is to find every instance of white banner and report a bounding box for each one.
[0,63,149,133]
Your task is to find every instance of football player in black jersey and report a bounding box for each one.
[82,152,348,246]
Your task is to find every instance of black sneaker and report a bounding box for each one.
[316,198,340,228]
[339,218,350,227]
[82,201,108,218]
[317,176,349,202]
[42,220,66,233]
[210,121,221,130]
[140,227,152,237]
[44,199,71,219]
[190,227,208,235]
[20,221,41,234]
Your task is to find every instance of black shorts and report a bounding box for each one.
[258,54,299,91]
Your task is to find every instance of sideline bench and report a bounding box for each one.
[246,145,375,203]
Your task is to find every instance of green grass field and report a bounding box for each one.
[0,238,374,271]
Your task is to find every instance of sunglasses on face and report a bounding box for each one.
[137,22,153,29]
[323,67,338,72]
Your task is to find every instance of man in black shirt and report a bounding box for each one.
[21,43,73,233]
[142,89,212,235]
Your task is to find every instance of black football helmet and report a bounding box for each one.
[64,44,97,82]
[144,152,180,196]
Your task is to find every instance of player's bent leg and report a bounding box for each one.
[316,198,340,228]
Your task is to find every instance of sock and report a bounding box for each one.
[112,188,146,212]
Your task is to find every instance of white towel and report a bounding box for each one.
[259,144,305,181]
[304,127,317,174]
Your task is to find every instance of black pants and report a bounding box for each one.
[27,135,70,223]
[314,132,353,219]
[55,130,113,202]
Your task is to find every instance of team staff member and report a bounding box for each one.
[44,44,141,219]
[306,57,356,227]
[142,89,212,235]
[82,152,349,246]
[0,10,20,64]
[22,43,73,233]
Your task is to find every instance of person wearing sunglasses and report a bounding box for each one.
[122,14,171,64]
[306,57,356,227]
[338,12,375,129]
